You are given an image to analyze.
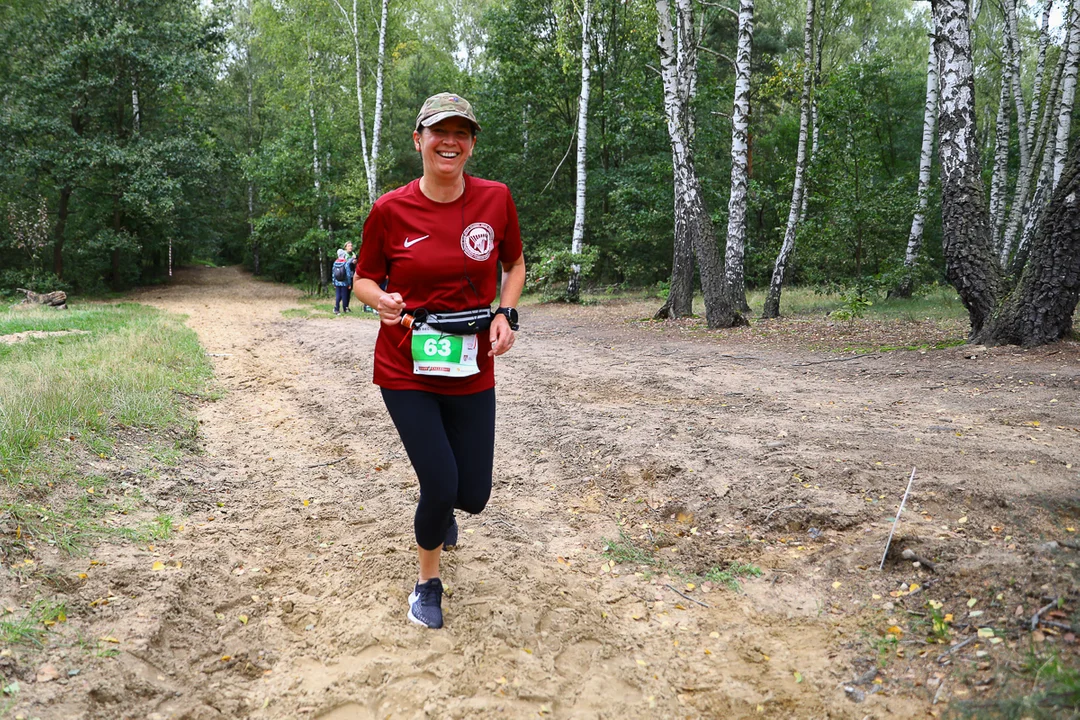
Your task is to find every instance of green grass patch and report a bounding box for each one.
[0,302,212,478]
[0,599,67,648]
[702,563,764,591]
[743,284,968,321]
[281,295,377,320]
[562,284,969,328]
[949,650,1080,719]
[602,530,660,567]
[0,301,209,558]
[602,530,761,590]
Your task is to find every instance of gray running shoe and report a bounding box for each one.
[444,514,458,549]
[407,578,444,629]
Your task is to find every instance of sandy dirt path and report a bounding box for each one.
[26,265,1080,719]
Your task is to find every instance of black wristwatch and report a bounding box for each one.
[495,306,519,331]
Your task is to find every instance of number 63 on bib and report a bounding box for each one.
[410,326,480,377]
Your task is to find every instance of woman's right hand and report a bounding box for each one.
[376,292,406,326]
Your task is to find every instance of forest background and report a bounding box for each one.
[0,0,1076,322]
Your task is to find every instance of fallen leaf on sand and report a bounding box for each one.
[152,561,165,571]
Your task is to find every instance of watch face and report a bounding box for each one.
[506,307,518,325]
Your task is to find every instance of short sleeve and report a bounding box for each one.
[499,188,523,263]
[357,202,389,282]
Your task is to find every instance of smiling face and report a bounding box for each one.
[414,116,476,182]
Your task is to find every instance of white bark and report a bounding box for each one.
[245,0,258,274]
[799,12,824,225]
[332,0,388,204]
[306,39,327,289]
[903,32,939,278]
[763,0,814,319]
[655,0,694,318]
[370,0,389,199]
[999,0,1034,259]
[1053,0,1080,187]
[1026,0,1054,150]
[1004,0,1030,171]
[935,0,1003,336]
[568,0,591,300]
[131,87,140,134]
[725,0,754,309]
[654,0,739,326]
[990,44,1011,245]
[1015,30,1070,265]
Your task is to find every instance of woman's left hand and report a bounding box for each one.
[489,314,515,357]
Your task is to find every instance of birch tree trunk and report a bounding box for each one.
[724,0,754,312]
[306,40,327,292]
[334,0,373,202]
[1026,0,1055,150]
[131,86,140,135]
[1014,42,1069,269]
[762,0,814,319]
[933,0,1003,337]
[654,0,694,319]
[653,0,743,327]
[568,0,591,302]
[1053,0,1080,188]
[894,31,938,298]
[245,0,259,276]
[798,12,824,225]
[370,0,389,199]
[990,49,1011,246]
[980,139,1080,345]
[999,0,1035,261]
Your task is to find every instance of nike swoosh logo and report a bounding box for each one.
[404,234,430,248]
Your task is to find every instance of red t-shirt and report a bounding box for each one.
[357,175,524,394]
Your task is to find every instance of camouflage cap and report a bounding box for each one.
[415,93,481,133]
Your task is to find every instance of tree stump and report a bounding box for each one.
[16,288,68,310]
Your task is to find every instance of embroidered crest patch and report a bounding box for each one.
[461,222,495,261]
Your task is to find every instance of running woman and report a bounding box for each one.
[353,93,526,629]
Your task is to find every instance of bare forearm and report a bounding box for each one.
[499,257,526,307]
[354,278,386,308]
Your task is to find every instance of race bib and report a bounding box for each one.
[411,326,480,377]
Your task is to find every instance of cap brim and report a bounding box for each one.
[418,111,480,131]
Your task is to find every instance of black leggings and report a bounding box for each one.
[381,387,495,550]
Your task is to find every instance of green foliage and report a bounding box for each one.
[0,0,954,302]
[529,245,601,300]
[0,0,227,293]
[829,285,875,321]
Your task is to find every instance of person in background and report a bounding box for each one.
[353,92,526,630]
[343,241,357,313]
[331,248,351,315]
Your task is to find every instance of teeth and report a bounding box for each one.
[437,151,459,158]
